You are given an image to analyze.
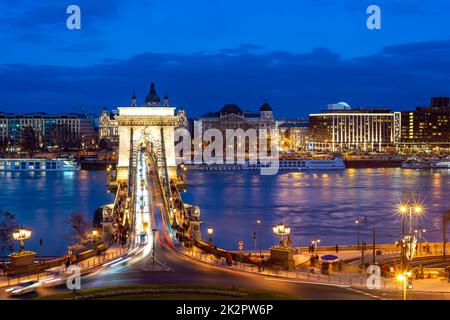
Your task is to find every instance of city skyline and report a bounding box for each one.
[1,1,450,116]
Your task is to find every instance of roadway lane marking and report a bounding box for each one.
[263,277,386,300]
[263,277,350,288]
[345,287,386,300]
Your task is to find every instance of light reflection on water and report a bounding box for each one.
[183,168,450,251]
[0,171,114,256]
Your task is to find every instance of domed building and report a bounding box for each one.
[199,101,275,132]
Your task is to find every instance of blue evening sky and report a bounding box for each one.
[1,0,450,117]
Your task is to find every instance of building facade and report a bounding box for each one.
[277,119,309,151]
[197,102,275,133]
[0,112,97,151]
[309,103,395,151]
[398,97,450,151]
[99,110,119,147]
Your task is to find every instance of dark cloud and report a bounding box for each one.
[0,40,449,117]
[0,0,139,44]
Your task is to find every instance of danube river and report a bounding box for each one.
[0,168,449,256]
[183,168,450,251]
[0,171,114,256]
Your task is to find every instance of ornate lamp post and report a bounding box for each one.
[13,228,32,251]
[270,223,296,270]
[272,224,291,248]
[398,200,424,271]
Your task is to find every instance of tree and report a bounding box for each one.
[48,124,80,152]
[20,126,41,152]
[0,209,19,263]
[66,212,90,244]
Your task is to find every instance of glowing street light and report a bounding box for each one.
[355,217,360,248]
[256,219,263,257]
[396,271,413,300]
[207,227,214,245]
[92,230,99,243]
[272,224,291,247]
[13,228,32,251]
[398,199,425,271]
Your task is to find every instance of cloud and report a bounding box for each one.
[0,0,140,44]
[0,40,449,117]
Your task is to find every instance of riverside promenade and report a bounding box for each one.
[178,243,450,296]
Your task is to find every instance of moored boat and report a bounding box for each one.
[0,158,80,172]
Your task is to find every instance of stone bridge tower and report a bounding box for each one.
[116,83,179,182]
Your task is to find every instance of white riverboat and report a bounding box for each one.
[0,158,79,172]
[202,157,346,171]
[244,157,346,171]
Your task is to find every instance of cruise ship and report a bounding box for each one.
[0,158,80,172]
[202,157,346,171]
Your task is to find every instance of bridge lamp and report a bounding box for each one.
[13,228,32,251]
[92,230,99,243]
[207,227,214,245]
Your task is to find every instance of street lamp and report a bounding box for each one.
[257,219,263,257]
[398,200,424,271]
[207,227,214,245]
[92,230,98,243]
[311,237,320,253]
[272,224,291,248]
[396,271,413,300]
[12,228,32,251]
[355,217,360,248]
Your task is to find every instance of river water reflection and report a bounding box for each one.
[0,171,113,256]
[183,168,450,251]
[0,168,448,256]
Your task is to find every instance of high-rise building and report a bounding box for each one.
[398,97,450,150]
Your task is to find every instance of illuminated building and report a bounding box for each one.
[277,120,309,151]
[398,97,450,151]
[198,101,275,133]
[0,112,96,150]
[309,102,395,151]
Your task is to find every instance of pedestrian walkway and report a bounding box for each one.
[0,245,128,289]
[177,244,450,295]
